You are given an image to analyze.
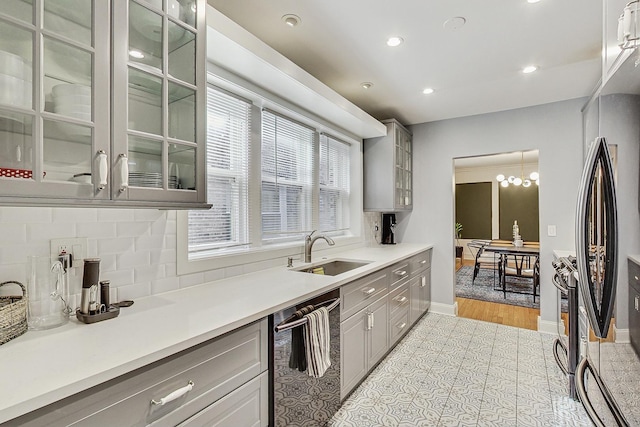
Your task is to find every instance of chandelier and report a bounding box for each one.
[496,152,539,188]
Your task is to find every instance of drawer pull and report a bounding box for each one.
[420,260,427,265]
[397,322,407,330]
[362,287,376,295]
[395,270,407,277]
[151,381,194,406]
[635,276,639,281]
[394,296,408,304]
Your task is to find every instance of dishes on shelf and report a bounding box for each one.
[129,172,179,189]
[0,50,32,108]
[52,84,91,121]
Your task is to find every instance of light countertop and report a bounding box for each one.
[0,243,432,423]
[629,255,640,266]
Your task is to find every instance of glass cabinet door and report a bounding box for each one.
[112,0,205,205]
[0,0,110,200]
[393,126,412,210]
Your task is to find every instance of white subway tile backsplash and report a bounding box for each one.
[151,276,180,294]
[76,222,117,239]
[0,206,367,305]
[204,268,225,283]
[52,208,98,223]
[116,251,150,270]
[97,237,135,255]
[0,223,27,243]
[179,272,205,289]
[135,264,165,283]
[116,282,151,300]
[98,209,134,222]
[1,207,52,223]
[135,235,165,251]
[101,268,134,287]
[27,223,75,241]
[116,222,151,237]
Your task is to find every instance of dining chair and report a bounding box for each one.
[467,240,499,285]
[501,254,540,300]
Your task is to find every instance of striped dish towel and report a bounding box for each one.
[303,306,331,378]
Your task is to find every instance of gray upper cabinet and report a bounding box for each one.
[0,0,207,208]
[112,0,207,207]
[363,118,412,212]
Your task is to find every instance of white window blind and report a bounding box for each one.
[319,135,351,232]
[261,110,315,241]
[188,86,251,255]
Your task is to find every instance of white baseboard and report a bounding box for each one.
[614,326,630,343]
[430,301,457,317]
[538,316,564,335]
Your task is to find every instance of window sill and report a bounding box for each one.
[177,212,363,275]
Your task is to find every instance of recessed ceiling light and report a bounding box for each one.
[129,49,145,59]
[443,16,466,31]
[386,37,404,47]
[527,0,541,3]
[361,82,373,89]
[422,88,434,95]
[522,65,538,74]
[282,14,301,27]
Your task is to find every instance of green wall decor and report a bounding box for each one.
[455,182,492,239]
[499,185,539,241]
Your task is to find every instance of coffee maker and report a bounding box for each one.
[381,213,397,245]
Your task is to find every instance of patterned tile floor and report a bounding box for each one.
[328,312,593,427]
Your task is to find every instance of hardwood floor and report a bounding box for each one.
[456,256,541,330]
[456,297,540,330]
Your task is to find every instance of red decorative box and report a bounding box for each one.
[0,168,33,179]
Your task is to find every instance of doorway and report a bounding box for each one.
[453,150,541,329]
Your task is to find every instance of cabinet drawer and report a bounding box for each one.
[177,372,268,427]
[389,281,410,317]
[410,250,432,275]
[341,271,388,320]
[629,259,640,290]
[10,319,268,427]
[389,261,410,287]
[389,307,410,346]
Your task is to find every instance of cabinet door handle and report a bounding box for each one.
[397,322,407,330]
[119,153,129,193]
[362,287,376,295]
[420,276,427,287]
[394,296,407,304]
[395,270,407,277]
[635,296,639,311]
[369,312,374,329]
[97,150,108,190]
[151,381,194,406]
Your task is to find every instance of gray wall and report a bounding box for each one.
[398,98,587,325]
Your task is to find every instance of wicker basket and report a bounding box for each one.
[0,281,27,345]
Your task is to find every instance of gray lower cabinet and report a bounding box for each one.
[409,270,431,325]
[5,319,268,427]
[629,260,640,356]
[340,294,389,399]
[177,372,268,427]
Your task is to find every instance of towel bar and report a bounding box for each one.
[274,298,340,332]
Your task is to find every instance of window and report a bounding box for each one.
[183,83,357,266]
[319,134,350,232]
[261,110,315,242]
[187,87,250,255]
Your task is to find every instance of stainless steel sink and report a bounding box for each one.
[292,259,371,276]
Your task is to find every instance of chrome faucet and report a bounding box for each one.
[304,230,335,263]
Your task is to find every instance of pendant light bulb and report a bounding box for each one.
[530,171,539,180]
[523,179,531,187]
[496,174,505,182]
[501,180,509,188]
[513,177,522,186]
[507,176,515,183]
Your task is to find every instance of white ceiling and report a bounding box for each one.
[206,0,603,125]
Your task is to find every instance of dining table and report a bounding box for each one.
[482,241,540,299]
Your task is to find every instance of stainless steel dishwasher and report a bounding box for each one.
[269,288,341,427]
